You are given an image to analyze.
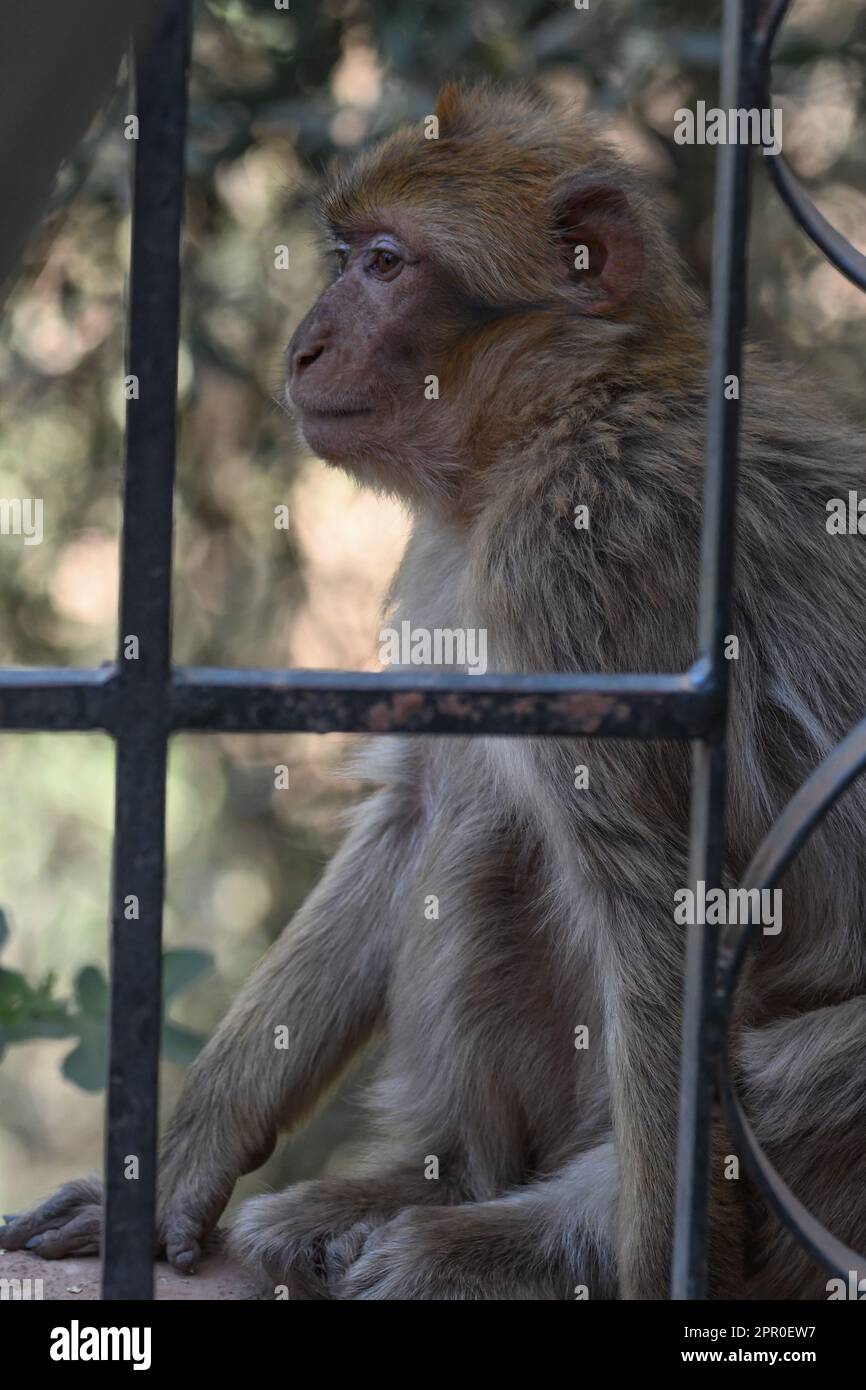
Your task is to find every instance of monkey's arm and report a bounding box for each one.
[1,776,421,1271]
[156,779,419,1268]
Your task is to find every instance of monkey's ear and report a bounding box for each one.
[550,180,644,316]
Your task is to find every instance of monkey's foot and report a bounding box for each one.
[228,1178,409,1300]
[336,1205,560,1300]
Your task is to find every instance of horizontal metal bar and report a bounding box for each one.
[169,665,716,738]
[0,666,116,730]
[0,663,719,738]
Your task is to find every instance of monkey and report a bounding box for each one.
[6,80,866,1300]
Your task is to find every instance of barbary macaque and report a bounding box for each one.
[7,82,866,1300]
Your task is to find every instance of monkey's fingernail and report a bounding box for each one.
[24,1235,44,1250]
[3,1213,18,1223]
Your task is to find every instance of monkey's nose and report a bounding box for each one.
[291,342,326,377]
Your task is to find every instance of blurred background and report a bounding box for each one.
[1,0,865,1219]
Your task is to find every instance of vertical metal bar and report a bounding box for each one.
[672,0,758,1300]
[102,0,189,1301]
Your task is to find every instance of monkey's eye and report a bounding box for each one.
[333,245,349,276]
[367,246,404,281]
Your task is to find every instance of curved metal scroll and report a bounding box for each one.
[756,0,866,289]
[717,718,866,1281]
[711,0,866,1285]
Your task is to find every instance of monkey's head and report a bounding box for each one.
[287,82,701,507]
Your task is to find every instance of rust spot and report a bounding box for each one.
[368,691,425,731]
[551,692,621,732]
[439,693,476,719]
[511,698,537,717]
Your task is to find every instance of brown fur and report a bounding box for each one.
[7,82,866,1300]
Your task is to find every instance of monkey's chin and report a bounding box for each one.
[296,409,376,463]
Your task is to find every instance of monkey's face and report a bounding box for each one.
[284,83,664,506]
[285,216,470,502]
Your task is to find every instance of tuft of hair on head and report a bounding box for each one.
[433,78,554,141]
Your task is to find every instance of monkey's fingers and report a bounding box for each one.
[159,1186,229,1274]
[0,1177,101,1252]
[19,1210,101,1259]
[160,1204,211,1274]
[164,1230,202,1275]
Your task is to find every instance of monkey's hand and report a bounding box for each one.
[0,1132,269,1274]
[156,1164,234,1275]
[1,1177,102,1258]
[0,1172,240,1273]
[156,1086,277,1274]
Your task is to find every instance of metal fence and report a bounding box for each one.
[2,0,864,1300]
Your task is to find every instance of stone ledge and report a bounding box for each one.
[0,1248,258,1300]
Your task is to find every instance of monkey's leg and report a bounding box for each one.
[228,1167,462,1299]
[604,921,745,1301]
[334,1141,619,1300]
[2,776,425,1271]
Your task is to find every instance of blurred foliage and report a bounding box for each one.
[1,0,865,1204]
[0,908,211,1091]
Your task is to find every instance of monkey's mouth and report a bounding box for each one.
[294,402,377,457]
[287,386,375,421]
[301,406,374,419]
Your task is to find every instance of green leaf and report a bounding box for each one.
[0,1015,71,1044]
[74,965,108,1018]
[0,941,214,1091]
[0,966,71,1038]
[0,966,30,1010]
[162,949,212,1003]
[61,1026,106,1093]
